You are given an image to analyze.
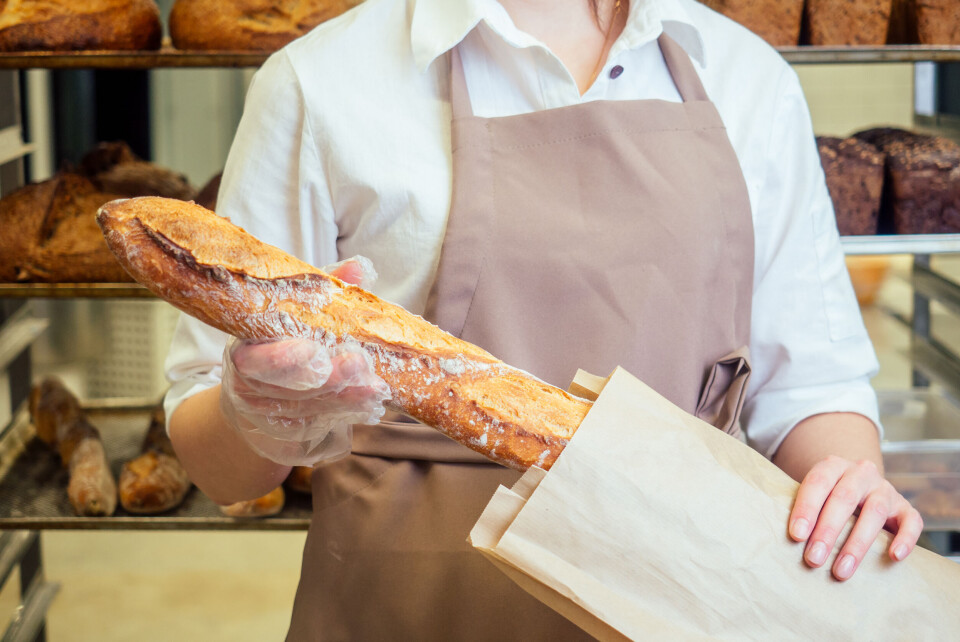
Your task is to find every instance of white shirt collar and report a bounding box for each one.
[410,0,707,72]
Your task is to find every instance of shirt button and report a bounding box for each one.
[609,65,624,79]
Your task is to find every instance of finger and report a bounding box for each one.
[789,456,848,542]
[327,256,377,288]
[232,339,333,390]
[805,460,880,569]
[832,489,891,581]
[888,501,924,562]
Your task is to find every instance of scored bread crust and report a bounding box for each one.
[97,196,592,470]
[0,0,162,52]
[169,0,361,52]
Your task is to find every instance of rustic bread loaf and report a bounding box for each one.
[817,136,885,235]
[218,486,285,518]
[97,197,593,471]
[698,0,804,46]
[119,406,192,514]
[0,0,162,51]
[169,0,362,52]
[29,378,118,517]
[803,0,893,45]
[912,0,960,44]
[0,142,194,283]
[854,127,960,234]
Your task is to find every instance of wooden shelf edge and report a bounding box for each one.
[0,283,153,298]
[0,45,958,69]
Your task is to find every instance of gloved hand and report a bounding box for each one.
[220,257,392,466]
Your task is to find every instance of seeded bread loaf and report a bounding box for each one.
[854,128,960,234]
[97,197,593,471]
[817,136,885,235]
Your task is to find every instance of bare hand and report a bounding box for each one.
[788,456,923,581]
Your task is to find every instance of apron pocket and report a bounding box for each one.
[695,346,751,437]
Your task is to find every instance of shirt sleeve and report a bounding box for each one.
[741,65,882,459]
[163,50,338,429]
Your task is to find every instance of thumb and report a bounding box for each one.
[326,255,377,288]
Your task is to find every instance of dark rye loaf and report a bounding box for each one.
[817,137,885,236]
[854,128,960,235]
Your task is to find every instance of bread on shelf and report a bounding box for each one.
[698,0,804,46]
[888,0,960,45]
[803,0,893,46]
[0,0,162,52]
[169,0,363,52]
[119,406,193,515]
[28,378,118,517]
[854,127,960,235]
[0,142,195,283]
[817,136,885,236]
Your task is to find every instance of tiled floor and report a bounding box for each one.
[5,255,958,641]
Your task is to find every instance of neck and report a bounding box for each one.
[497,0,628,94]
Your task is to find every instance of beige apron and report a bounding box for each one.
[287,34,755,641]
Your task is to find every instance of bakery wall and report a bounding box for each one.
[796,63,915,136]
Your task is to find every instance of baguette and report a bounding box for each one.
[97,197,592,470]
[28,378,118,516]
[119,406,192,514]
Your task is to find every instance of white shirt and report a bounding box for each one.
[164,0,881,458]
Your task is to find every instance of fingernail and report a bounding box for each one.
[807,541,828,566]
[791,518,810,540]
[835,554,855,580]
[893,544,908,561]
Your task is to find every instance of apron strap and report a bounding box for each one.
[449,47,475,118]
[657,33,709,103]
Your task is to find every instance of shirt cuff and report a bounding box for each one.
[743,377,882,459]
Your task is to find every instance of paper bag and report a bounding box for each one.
[470,367,960,640]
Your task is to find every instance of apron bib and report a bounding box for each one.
[287,34,755,641]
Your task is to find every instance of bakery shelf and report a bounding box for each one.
[0,283,153,298]
[0,405,311,531]
[780,45,960,64]
[0,47,267,70]
[841,234,960,256]
[0,45,958,70]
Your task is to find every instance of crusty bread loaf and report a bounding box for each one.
[888,0,960,44]
[119,406,192,514]
[169,0,362,52]
[912,0,960,44]
[0,0,162,52]
[0,142,195,283]
[285,466,313,494]
[97,197,592,470]
[854,127,960,234]
[218,486,285,518]
[699,0,804,46]
[803,0,893,45]
[817,136,885,235]
[29,378,118,517]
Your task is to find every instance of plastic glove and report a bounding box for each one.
[219,256,391,466]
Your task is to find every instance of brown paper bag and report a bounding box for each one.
[470,367,960,640]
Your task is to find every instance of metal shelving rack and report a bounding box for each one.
[1,43,960,632]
